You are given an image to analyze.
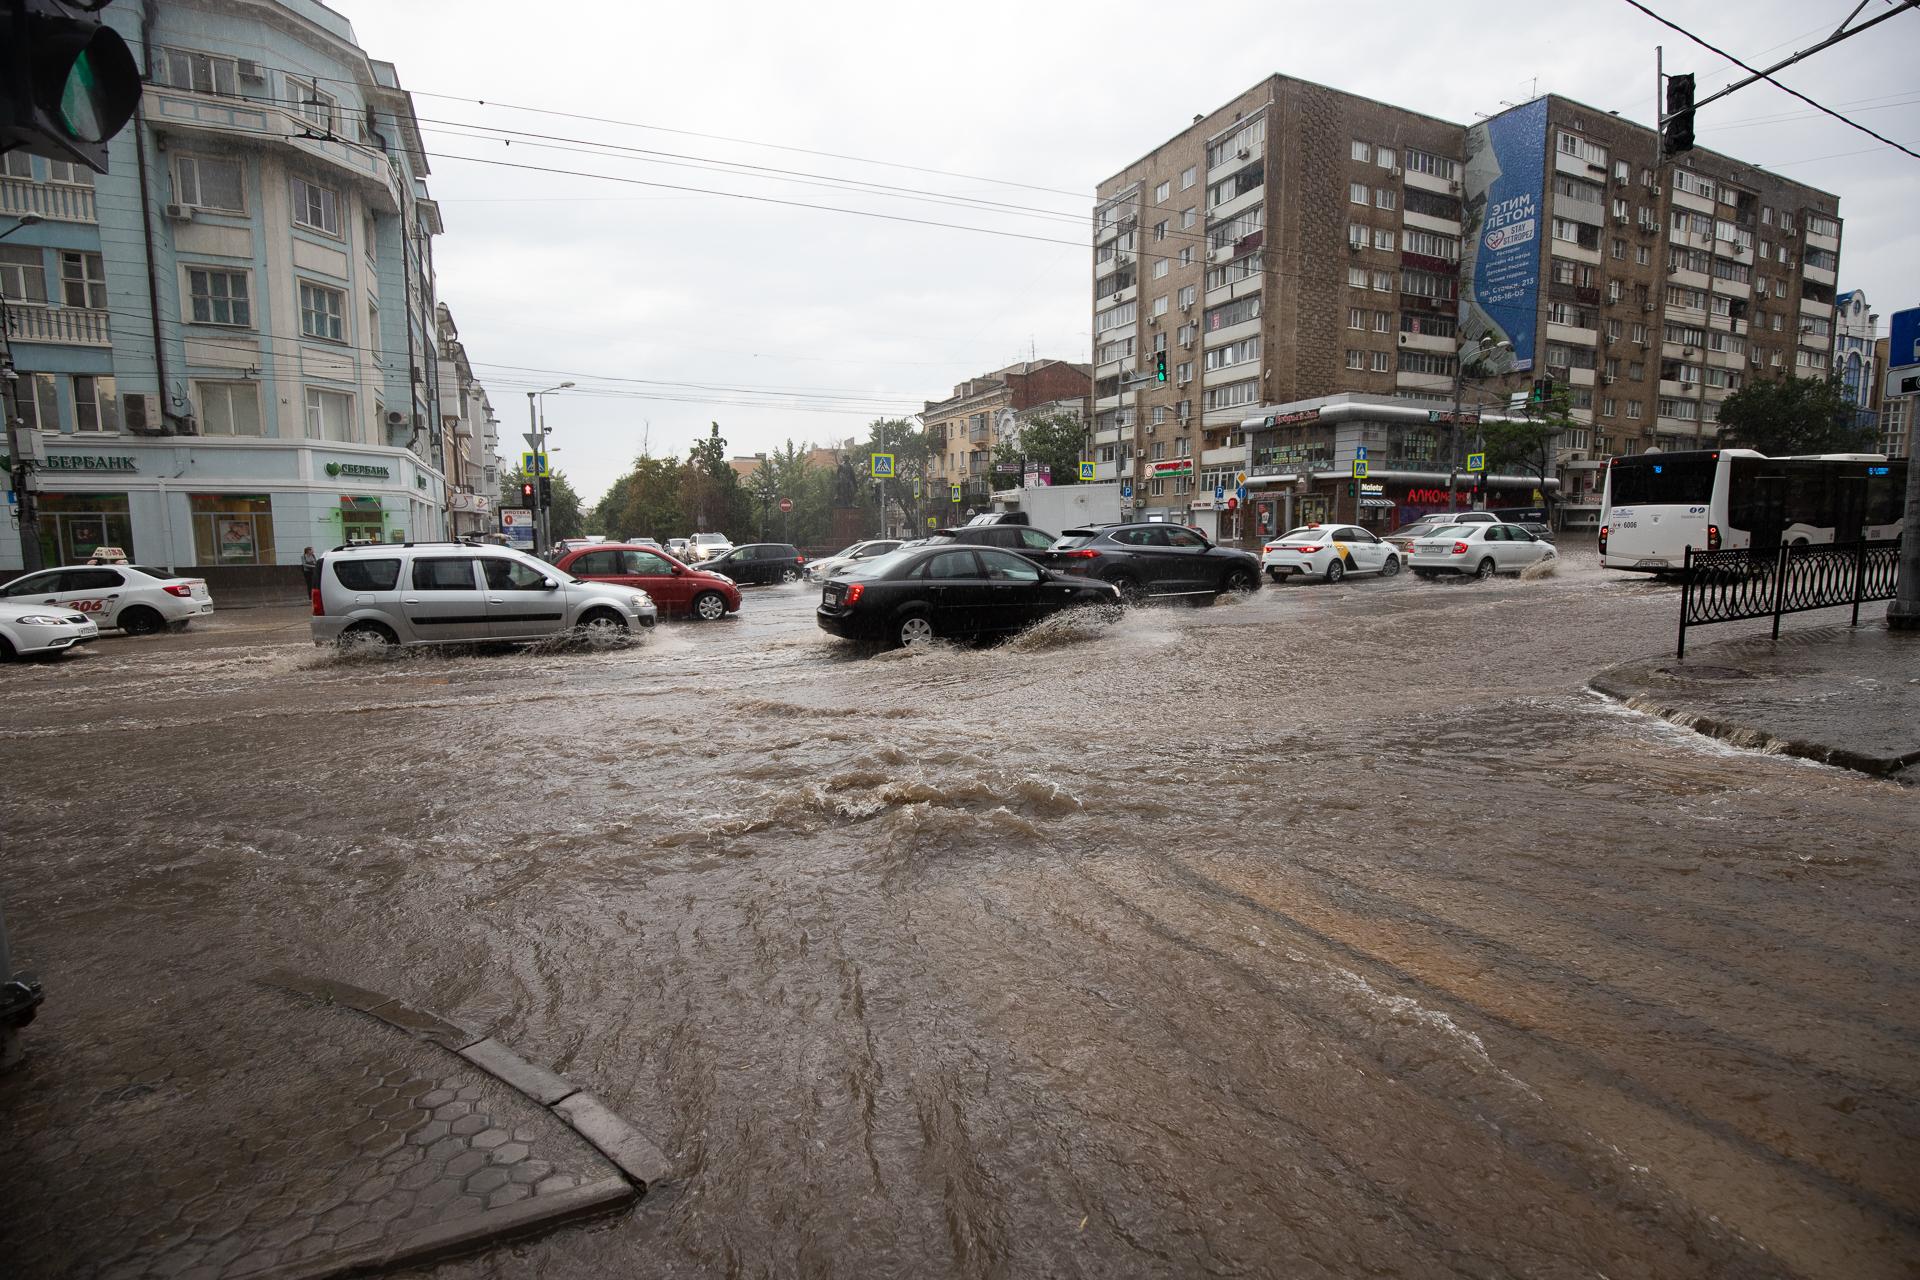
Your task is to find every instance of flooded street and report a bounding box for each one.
[4,550,1917,1279]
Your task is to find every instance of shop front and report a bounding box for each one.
[35,492,137,566]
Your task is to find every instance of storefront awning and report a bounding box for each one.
[1360,498,1396,509]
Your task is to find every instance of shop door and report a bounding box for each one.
[1298,496,1330,526]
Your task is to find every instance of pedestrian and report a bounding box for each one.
[300,546,318,591]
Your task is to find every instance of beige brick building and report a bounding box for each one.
[922,359,1090,509]
[1093,78,1842,530]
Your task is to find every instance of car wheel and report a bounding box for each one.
[1108,574,1145,605]
[1325,558,1346,584]
[338,622,396,653]
[691,591,728,621]
[893,612,936,649]
[1222,567,1257,596]
[118,606,165,636]
[0,636,15,662]
[1378,554,1402,578]
[780,567,801,584]
[1475,557,1497,580]
[577,609,629,647]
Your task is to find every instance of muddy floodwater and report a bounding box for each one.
[3,550,1916,1278]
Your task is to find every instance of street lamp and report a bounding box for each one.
[525,381,573,552]
[1445,334,1512,513]
[3,216,48,574]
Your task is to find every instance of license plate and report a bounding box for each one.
[1634,558,1669,568]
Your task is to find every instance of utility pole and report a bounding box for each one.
[1,217,46,573]
[1890,435,1920,630]
[525,391,542,552]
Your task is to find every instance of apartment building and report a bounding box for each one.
[1092,78,1842,530]
[0,0,481,580]
[434,304,502,540]
[922,359,1090,506]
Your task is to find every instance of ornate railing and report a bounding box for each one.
[1677,539,1900,658]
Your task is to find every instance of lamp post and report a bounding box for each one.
[1446,334,1512,514]
[2,216,47,574]
[526,381,572,552]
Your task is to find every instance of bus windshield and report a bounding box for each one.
[1608,453,1718,506]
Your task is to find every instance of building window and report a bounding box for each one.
[1371,270,1392,292]
[1376,148,1395,169]
[1178,284,1196,309]
[368,301,380,357]
[1152,405,1167,425]
[1155,180,1170,203]
[1372,311,1391,333]
[1177,246,1192,266]
[1,152,32,179]
[1371,350,1391,372]
[1180,166,1196,190]
[1346,349,1365,370]
[13,372,58,430]
[0,244,47,304]
[288,77,338,134]
[190,493,276,565]
[1349,181,1368,204]
[1181,207,1196,230]
[304,387,354,442]
[1348,307,1364,329]
[188,268,251,326]
[173,155,245,212]
[1404,149,1458,180]
[1351,140,1371,163]
[363,212,377,262]
[195,381,262,436]
[1153,220,1167,241]
[72,374,118,432]
[1626,400,1643,420]
[1152,295,1169,317]
[1347,266,1367,288]
[60,251,105,308]
[299,280,346,341]
[1372,228,1395,252]
[290,177,340,236]
[1153,257,1169,280]
[152,46,238,96]
[45,160,92,186]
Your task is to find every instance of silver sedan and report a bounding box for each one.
[1409,523,1557,579]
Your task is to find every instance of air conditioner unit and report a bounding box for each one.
[1784,226,1797,238]
[121,393,160,434]
[1145,424,1157,435]
[1348,242,1362,253]
[1397,333,1409,346]
[163,203,194,221]
[1651,184,1663,196]
[1390,166,1403,178]
[1180,339,1192,350]
[1603,373,1616,384]
[1237,147,1251,159]
[1448,181,1461,194]
[1149,315,1161,326]
[174,413,199,436]
[235,59,265,81]
[1642,302,1656,312]
[1181,302,1193,313]
[1613,213,1628,225]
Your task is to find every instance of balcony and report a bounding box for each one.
[0,175,95,223]
[6,304,110,346]
[1404,168,1456,197]
[146,86,406,213]
[1201,443,1246,467]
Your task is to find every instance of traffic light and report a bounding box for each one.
[538,476,553,506]
[1530,377,1555,406]
[1155,351,1168,383]
[1662,72,1696,159]
[518,480,535,505]
[0,1,143,174]
[1347,482,1357,498]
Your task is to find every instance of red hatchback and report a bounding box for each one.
[554,544,742,621]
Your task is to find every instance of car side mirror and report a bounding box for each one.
[542,578,558,590]
[670,564,684,575]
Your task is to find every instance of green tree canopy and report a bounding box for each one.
[1714,375,1873,455]
[989,411,1087,491]
[498,468,585,540]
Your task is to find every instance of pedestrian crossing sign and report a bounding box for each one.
[520,452,548,476]
[951,484,961,501]
[1352,459,1369,479]
[1467,452,1486,472]
[1079,460,1096,481]
[871,453,895,477]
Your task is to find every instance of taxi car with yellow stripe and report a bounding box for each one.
[1259,524,1402,583]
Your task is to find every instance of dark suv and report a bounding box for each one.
[924,524,1058,561]
[1036,523,1261,603]
[701,542,808,585]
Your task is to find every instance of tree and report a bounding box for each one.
[1714,375,1873,455]
[680,422,752,535]
[498,468,585,540]
[989,411,1087,492]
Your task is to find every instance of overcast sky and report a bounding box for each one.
[333,0,1919,505]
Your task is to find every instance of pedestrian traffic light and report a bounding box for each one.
[1347,482,1357,498]
[0,0,143,174]
[1155,351,1168,383]
[518,480,535,505]
[1662,72,1696,159]
[538,476,553,505]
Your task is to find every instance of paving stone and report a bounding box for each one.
[465,1166,511,1196]
[486,1183,532,1209]
[491,1142,530,1166]
[409,1120,450,1148]
[471,1127,509,1151]
[449,1114,488,1137]
[435,1101,474,1123]
[444,1150,487,1179]
[417,1088,455,1110]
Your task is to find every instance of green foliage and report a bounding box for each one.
[498,467,585,540]
[989,411,1086,491]
[1714,375,1874,455]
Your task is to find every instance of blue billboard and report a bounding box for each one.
[1459,98,1549,373]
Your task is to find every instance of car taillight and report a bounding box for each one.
[796,555,807,563]
[162,583,193,597]
[1262,543,1279,553]
[1598,524,1609,554]
[1294,545,1322,554]
[1452,542,1470,555]
[1706,524,1721,551]
[1066,549,1100,559]
[310,587,324,616]
[843,583,864,605]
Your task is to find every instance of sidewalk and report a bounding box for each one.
[1591,621,1920,784]
[0,973,668,1278]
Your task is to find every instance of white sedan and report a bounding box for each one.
[1408,523,1557,580]
[0,600,99,659]
[805,538,902,582]
[0,563,214,634]
[1261,524,1402,583]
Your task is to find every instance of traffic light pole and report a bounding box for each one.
[2,294,45,573]
[525,392,543,553]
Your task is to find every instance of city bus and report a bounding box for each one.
[1599,448,1906,572]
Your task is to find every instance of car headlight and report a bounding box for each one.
[714,573,734,584]
[629,592,653,608]
[13,614,73,625]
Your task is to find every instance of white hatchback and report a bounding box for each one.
[0,563,214,634]
[1261,525,1402,583]
[1408,523,1557,579]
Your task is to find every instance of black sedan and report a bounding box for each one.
[817,544,1120,648]
[702,542,809,585]
[1035,522,1261,603]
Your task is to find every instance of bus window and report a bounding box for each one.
[1608,453,1717,506]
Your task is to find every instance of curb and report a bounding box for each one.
[258,972,672,1274]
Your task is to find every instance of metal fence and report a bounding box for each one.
[1677,539,1901,658]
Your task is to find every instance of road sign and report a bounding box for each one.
[1429,410,1481,425]
[951,484,961,502]
[1352,459,1369,479]
[778,498,793,513]
[523,433,541,450]
[1355,446,1368,460]
[500,508,534,549]
[871,452,895,478]
[1466,452,1487,472]
[1236,483,1247,502]
[1227,496,1238,510]
[1080,460,1096,482]
[926,516,937,527]
[1121,483,1134,499]
[1214,484,1225,501]
[520,452,548,476]
[1236,472,1246,485]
